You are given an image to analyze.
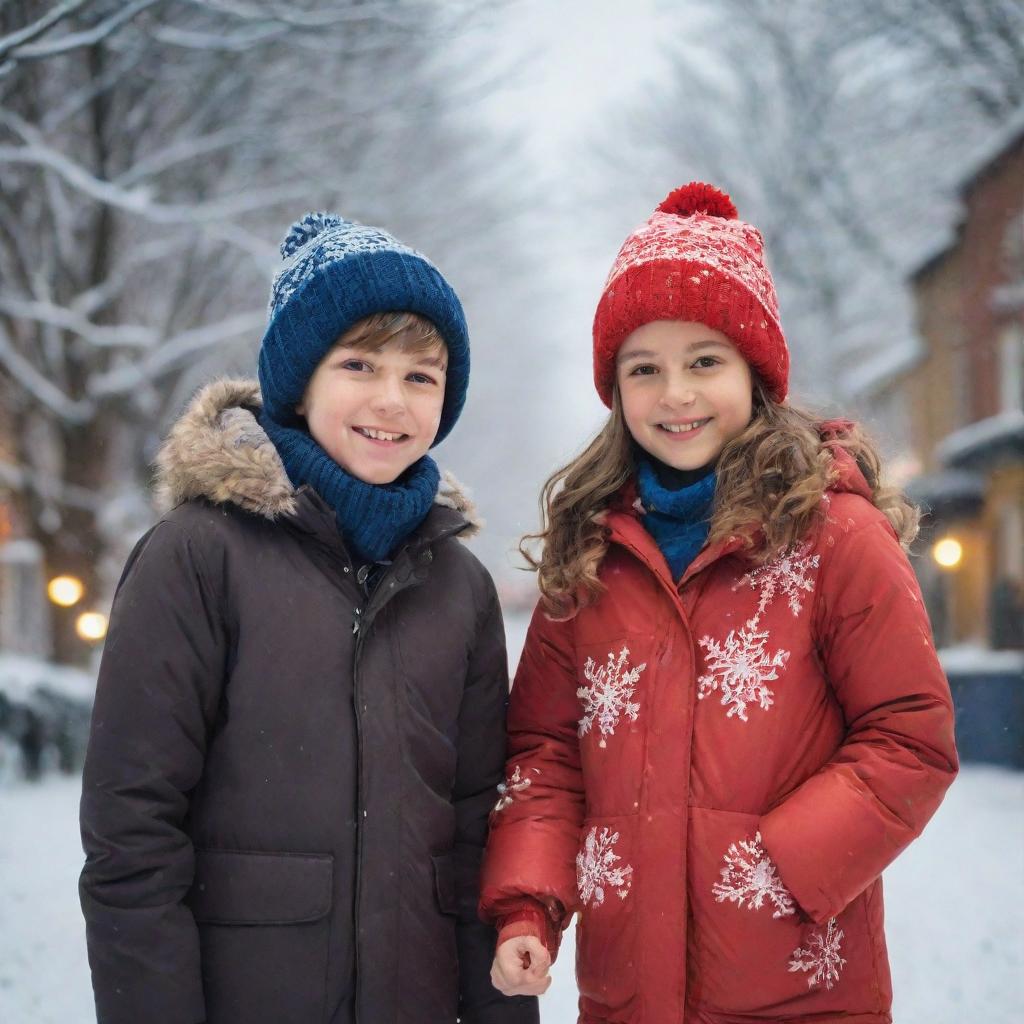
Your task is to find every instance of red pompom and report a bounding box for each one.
[656,182,738,220]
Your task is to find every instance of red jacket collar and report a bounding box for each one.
[605,421,871,587]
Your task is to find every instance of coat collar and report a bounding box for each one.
[604,420,874,589]
[154,378,481,540]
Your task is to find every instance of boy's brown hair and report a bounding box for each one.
[334,311,447,364]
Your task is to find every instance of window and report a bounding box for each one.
[998,324,1023,413]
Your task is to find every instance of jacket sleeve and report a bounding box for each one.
[479,599,585,961]
[452,575,539,1024]
[758,516,959,925]
[79,520,229,1024]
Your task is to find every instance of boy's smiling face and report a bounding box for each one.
[297,331,447,485]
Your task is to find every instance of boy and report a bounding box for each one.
[79,213,537,1024]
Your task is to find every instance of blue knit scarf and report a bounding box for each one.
[635,456,717,581]
[259,411,440,564]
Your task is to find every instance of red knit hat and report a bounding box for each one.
[592,182,789,406]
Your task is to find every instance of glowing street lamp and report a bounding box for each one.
[47,575,84,607]
[932,537,963,570]
[76,611,108,642]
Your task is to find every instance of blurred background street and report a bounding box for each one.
[1,1,1022,1020]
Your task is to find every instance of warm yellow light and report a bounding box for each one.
[47,575,84,607]
[76,611,108,642]
[933,537,963,569]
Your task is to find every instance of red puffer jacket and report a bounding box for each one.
[480,446,958,1024]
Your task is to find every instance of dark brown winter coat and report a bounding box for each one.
[79,379,537,1024]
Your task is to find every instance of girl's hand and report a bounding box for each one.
[491,935,552,997]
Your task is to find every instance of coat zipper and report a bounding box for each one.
[352,603,366,1022]
[609,527,719,1019]
[348,540,441,1023]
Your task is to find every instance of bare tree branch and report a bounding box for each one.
[0,0,91,60]
[88,309,267,397]
[1,0,164,67]
[0,320,94,422]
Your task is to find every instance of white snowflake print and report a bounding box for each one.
[711,831,795,918]
[576,827,633,907]
[698,544,819,722]
[697,624,790,721]
[492,765,536,813]
[738,545,821,616]
[789,917,847,990]
[577,646,645,747]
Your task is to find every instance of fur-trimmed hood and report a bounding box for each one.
[154,378,481,536]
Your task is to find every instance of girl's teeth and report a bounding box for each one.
[660,419,709,433]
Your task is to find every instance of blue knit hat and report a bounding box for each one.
[258,212,469,447]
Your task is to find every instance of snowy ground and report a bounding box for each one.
[0,766,1020,1022]
[1,617,1020,1022]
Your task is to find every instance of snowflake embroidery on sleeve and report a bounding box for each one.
[492,765,537,813]
[789,917,846,990]
[577,646,645,747]
[698,544,819,721]
[576,826,633,907]
[711,831,795,918]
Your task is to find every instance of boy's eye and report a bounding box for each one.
[340,359,370,372]
[629,364,658,376]
[407,373,436,385]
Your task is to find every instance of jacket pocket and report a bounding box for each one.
[431,852,458,916]
[575,816,639,1017]
[688,807,876,1016]
[189,849,334,1024]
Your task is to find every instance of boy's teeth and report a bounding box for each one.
[660,419,709,433]
[358,427,404,441]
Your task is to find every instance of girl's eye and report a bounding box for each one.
[340,359,370,372]
[692,356,721,369]
[629,364,659,376]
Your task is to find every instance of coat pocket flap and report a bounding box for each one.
[190,849,333,925]
[431,852,457,915]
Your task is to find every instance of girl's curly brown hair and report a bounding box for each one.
[521,378,920,619]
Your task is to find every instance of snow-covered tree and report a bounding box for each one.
[0,0,513,662]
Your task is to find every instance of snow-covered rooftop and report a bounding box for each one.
[907,109,1024,281]
[955,106,1024,196]
[905,469,986,510]
[935,410,1024,468]
[841,336,923,399]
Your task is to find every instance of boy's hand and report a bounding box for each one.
[491,935,552,997]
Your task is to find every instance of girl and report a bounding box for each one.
[479,183,958,1024]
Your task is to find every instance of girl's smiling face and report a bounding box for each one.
[616,320,754,470]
